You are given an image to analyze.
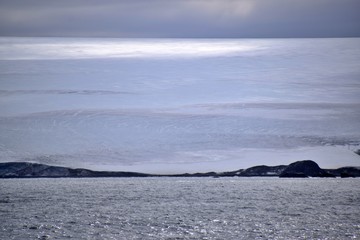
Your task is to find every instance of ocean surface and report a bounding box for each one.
[0,177,359,240]
[0,37,360,172]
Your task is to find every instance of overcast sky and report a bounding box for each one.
[0,0,359,38]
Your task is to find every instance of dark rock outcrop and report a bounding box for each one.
[279,160,328,178]
[0,160,358,178]
[325,167,360,178]
[208,165,287,177]
[0,162,150,178]
[172,172,219,177]
[239,165,287,176]
[354,149,360,156]
[279,172,309,178]
[340,172,355,178]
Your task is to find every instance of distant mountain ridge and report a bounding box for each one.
[0,160,359,178]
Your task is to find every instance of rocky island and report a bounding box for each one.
[0,160,359,178]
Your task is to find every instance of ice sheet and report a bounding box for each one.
[0,37,359,172]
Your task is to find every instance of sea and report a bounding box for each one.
[0,37,359,173]
[0,177,359,240]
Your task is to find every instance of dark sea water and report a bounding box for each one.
[1,178,359,240]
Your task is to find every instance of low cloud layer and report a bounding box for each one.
[0,0,359,38]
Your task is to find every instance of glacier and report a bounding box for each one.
[0,37,359,173]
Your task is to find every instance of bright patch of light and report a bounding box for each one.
[0,38,262,60]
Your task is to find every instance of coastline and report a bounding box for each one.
[1,160,359,179]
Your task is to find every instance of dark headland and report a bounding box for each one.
[0,160,359,178]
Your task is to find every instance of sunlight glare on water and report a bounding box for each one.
[0,178,359,240]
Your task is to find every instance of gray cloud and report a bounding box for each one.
[0,0,359,37]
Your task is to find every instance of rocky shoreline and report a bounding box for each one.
[0,160,359,178]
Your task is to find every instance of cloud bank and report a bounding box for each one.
[0,0,359,37]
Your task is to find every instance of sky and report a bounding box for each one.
[0,0,359,38]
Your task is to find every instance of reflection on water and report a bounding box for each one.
[0,178,359,239]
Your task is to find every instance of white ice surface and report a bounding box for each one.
[0,37,359,173]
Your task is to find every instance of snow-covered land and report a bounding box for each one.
[0,37,359,173]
